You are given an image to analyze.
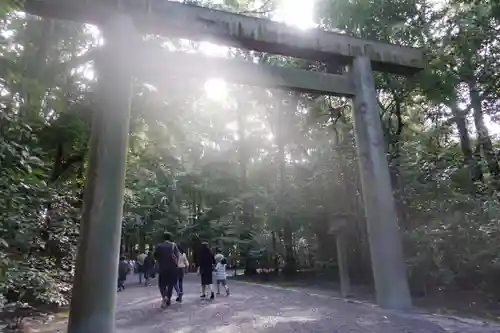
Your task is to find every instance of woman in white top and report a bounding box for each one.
[174,246,189,302]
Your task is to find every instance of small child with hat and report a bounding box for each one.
[214,250,230,296]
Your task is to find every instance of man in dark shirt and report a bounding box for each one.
[154,232,179,308]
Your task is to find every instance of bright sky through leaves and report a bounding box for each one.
[203,0,317,101]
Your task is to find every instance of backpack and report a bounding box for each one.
[118,261,129,276]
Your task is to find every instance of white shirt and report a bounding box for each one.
[137,253,147,266]
[177,253,189,268]
[215,262,227,280]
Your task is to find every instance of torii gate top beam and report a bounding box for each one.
[136,47,356,96]
[24,0,424,75]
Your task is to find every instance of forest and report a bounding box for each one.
[1,0,500,321]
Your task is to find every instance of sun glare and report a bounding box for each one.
[273,0,317,30]
[81,0,317,104]
[202,0,316,102]
[204,78,228,101]
[199,42,228,57]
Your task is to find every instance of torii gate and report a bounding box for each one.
[23,1,424,332]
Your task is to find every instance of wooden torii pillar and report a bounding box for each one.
[66,14,135,333]
[351,56,412,309]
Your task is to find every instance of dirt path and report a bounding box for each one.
[109,274,500,333]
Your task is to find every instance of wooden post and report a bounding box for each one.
[329,217,350,298]
[67,14,134,333]
[351,56,412,309]
[335,230,350,298]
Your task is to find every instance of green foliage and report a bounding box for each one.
[1,264,71,307]
[0,14,90,311]
[0,0,23,16]
[0,113,79,306]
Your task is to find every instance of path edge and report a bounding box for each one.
[230,279,498,331]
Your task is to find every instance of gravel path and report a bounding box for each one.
[113,274,500,333]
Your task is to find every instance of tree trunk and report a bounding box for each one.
[271,230,279,273]
[387,97,410,227]
[330,124,353,282]
[276,101,296,276]
[449,93,484,189]
[468,81,500,193]
[236,102,256,276]
[191,195,197,225]
[315,213,337,263]
[23,19,55,116]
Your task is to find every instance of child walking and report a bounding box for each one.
[215,257,230,296]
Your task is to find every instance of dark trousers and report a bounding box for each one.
[144,268,155,279]
[117,275,126,290]
[158,269,176,300]
[137,264,144,283]
[177,268,185,294]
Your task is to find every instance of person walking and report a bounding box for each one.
[215,256,230,296]
[117,256,130,292]
[197,242,215,300]
[174,246,189,302]
[143,251,155,286]
[154,232,180,308]
[136,251,147,284]
[128,258,135,278]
